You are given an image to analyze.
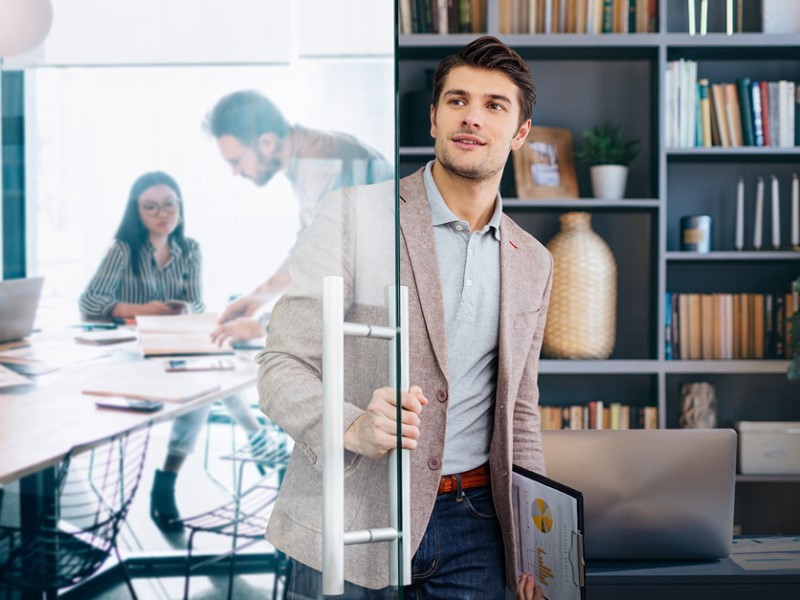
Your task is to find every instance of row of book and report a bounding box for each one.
[665,290,799,361]
[539,401,659,430]
[398,0,487,34]
[398,0,658,35]
[500,0,658,34]
[666,59,799,148]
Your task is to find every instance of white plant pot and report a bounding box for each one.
[590,165,629,200]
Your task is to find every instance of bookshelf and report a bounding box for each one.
[398,0,800,534]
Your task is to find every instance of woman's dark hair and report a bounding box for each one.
[432,35,536,127]
[114,171,187,278]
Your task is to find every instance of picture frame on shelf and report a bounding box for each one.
[512,126,579,200]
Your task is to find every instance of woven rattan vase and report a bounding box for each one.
[543,212,617,359]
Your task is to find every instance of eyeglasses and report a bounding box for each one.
[140,199,179,216]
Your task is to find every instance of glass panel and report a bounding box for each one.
[1,0,401,594]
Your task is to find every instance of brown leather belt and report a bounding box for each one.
[437,463,490,495]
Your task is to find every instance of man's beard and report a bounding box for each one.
[434,136,505,182]
[253,153,282,187]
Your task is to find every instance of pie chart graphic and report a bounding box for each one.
[532,498,553,533]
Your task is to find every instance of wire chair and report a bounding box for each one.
[0,425,151,598]
[180,422,291,600]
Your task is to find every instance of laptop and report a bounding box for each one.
[0,277,44,343]
[541,428,736,560]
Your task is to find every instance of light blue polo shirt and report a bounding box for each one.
[423,161,501,475]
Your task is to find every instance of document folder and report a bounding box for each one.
[512,464,586,600]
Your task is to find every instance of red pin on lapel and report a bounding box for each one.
[509,240,518,249]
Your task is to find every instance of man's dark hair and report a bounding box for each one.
[115,171,187,278]
[432,36,536,127]
[204,90,291,145]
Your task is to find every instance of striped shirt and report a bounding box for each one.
[79,238,204,319]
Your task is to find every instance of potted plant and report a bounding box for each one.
[576,122,640,200]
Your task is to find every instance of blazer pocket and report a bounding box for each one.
[513,309,540,330]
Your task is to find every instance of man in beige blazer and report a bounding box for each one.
[258,36,551,600]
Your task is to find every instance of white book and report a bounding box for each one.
[687,60,698,148]
[136,313,233,357]
[769,81,780,147]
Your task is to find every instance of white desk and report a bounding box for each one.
[0,330,259,484]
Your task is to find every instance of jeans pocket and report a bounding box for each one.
[461,487,497,520]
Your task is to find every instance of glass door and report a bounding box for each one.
[3,0,403,596]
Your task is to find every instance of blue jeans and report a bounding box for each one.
[286,483,510,599]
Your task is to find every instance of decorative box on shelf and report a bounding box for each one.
[736,421,800,475]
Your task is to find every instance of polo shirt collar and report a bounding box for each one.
[423,160,502,240]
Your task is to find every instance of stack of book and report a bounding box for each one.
[665,289,799,360]
[539,401,659,430]
[666,60,799,148]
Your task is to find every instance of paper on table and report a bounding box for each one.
[730,536,800,571]
[0,340,110,365]
[0,363,32,388]
[82,377,222,404]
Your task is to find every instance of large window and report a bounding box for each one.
[3,0,394,324]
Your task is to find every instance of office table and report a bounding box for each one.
[0,331,261,598]
[586,556,800,599]
[0,334,258,485]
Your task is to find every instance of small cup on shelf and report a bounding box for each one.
[680,215,713,253]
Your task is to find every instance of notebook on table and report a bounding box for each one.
[0,277,44,343]
[541,428,737,560]
[135,313,233,357]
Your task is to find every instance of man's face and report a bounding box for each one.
[216,134,282,187]
[430,65,530,182]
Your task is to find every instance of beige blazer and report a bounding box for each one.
[257,168,553,591]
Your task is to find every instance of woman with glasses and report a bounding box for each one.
[79,170,202,319]
[79,170,265,531]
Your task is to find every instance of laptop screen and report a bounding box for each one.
[0,277,45,343]
[541,429,736,560]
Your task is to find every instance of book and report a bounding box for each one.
[724,82,743,147]
[82,378,222,404]
[751,80,765,147]
[736,77,755,146]
[710,83,730,147]
[512,466,586,600]
[664,292,673,360]
[760,80,772,146]
[753,294,766,359]
[698,79,712,147]
[769,81,780,148]
[135,313,234,357]
[74,329,138,346]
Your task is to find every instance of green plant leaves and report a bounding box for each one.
[576,122,640,167]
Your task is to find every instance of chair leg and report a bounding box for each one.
[113,542,138,599]
[183,529,197,600]
[226,537,236,600]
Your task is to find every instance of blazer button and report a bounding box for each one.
[427,457,441,470]
[436,389,447,403]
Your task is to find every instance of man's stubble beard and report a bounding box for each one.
[434,137,508,182]
[253,155,282,187]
